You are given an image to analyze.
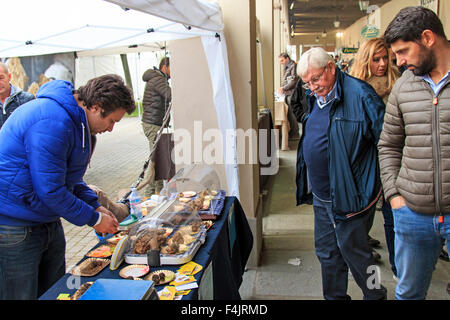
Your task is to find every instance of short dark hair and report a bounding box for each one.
[75,74,135,116]
[384,6,446,46]
[279,52,290,60]
[159,57,170,70]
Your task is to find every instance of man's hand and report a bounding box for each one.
[96,205,117,220]
[390,195,406,209]
[93,210,118,234]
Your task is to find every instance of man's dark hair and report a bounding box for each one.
[384,6,447,46]
[279,52,290,60]
[75,74,135,116]
[159,57,170,70]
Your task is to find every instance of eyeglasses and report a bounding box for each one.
[302,66,327,90]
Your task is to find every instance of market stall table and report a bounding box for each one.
[39,196,253,300]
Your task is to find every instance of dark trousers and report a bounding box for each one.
[0,220,66,299]
[285,95,299,139]
[313,196,387,300]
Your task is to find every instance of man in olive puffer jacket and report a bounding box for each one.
[378,6,450,300]
[141,57,171,197]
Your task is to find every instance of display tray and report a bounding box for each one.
[86,244,115,258]
[124,227,207,265]
[119,264,150,279]
[70,258,110,277]
[71,281,94,300]
[124,240,202,265]
[169,190,226,217]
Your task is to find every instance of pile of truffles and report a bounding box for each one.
[132,228,166,254]
[161,222,201,255]
[151,272,167,284]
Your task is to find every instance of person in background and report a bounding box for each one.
[0,62,34,129]
[378,6,450,300]
[141,57,171,198]
[295,47,387,300]
[290,77,308,136]
[0,74,135,299]
[350,37,400,280]
[279,52,300,139]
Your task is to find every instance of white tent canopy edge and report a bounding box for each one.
[1,0,239,198]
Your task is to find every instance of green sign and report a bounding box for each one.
[361,25,380,39]
[342,47,358,54]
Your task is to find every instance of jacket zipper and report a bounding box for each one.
[81,122,86,150]
[432,94,441,214]
[2,91,20,115]
[430,78,450,220]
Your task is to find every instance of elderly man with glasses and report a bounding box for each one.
[295,47,387,300]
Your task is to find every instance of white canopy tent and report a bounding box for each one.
[0,0,239,198]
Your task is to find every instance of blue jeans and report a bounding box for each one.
[393,206,450,300]
[313,196,387,300]
[0,220,66,299]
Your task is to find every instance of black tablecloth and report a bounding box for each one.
[39,196,253,300]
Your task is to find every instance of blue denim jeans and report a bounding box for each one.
[313,196,387,300]
[393,206,450,300]
[0,220,66,300]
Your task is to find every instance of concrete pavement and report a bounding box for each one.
[238,139,450,300]
[62,118,450,299]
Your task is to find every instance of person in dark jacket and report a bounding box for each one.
[141,57,172,197]
[0,74,135,299]
[296,47,387,300]
[279,53,300,139]
[0,62,34,129]
[290,77,308,125]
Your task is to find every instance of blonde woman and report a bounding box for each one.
[351,37,400,103]
[351,37,400,280]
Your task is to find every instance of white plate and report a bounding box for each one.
[119,264,150,279]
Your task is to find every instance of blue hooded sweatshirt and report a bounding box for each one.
[0,80,100,227]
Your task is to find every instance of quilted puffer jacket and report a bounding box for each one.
[0,80,100,227]
[141,68,171,126]
[378,70,450,214]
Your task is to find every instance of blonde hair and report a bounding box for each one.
[350,38,399,93]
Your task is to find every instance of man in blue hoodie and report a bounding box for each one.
[0,74,135,299]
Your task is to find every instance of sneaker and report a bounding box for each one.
[439,249,449,262]
[372,250,381,261]
[368,236,381,248]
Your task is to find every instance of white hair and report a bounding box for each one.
[297,47,334,78]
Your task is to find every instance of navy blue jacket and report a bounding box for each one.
[296,68,385,220]
[0,80,100,227]
[0,85,34,129]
